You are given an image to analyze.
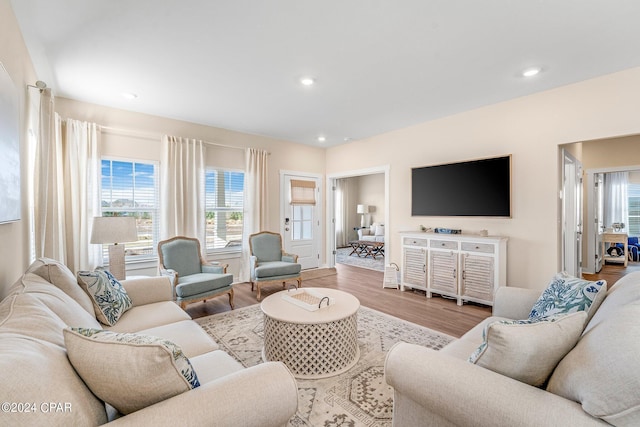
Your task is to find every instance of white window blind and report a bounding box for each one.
[290,179,316,205]
[628,183,640,237]
[100,159,159,261]
[205,169,244,252]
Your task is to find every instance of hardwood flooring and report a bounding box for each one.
[582,261,640,288]
[185,263,492,338]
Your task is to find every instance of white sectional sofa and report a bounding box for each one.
[385,272,640,426]
[0,258,298,426]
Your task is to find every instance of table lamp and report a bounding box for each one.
[90,216,138,280]
[356,204,369,228]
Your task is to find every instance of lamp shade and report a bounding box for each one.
[356,204,369,214]
[90,217,138,244]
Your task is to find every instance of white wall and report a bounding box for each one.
[326,67,640,290]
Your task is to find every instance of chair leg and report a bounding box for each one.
[228,288,235,309]
[297,278,302,289]
[179,301,187,310]
[251,281,255,291]
[256,284,262,301]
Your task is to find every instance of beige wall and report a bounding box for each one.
[326,67,640,290]
[55,98,326,278]
[356,174,385,225]
[581,134,640,170]
[0,0,37,295]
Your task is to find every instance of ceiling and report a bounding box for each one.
[11,0,640,147]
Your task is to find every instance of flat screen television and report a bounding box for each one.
[411,155,511,217]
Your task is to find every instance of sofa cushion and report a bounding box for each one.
[468,311,587,387]
[528,273,606,321]
[104,301,192,333]
[189,349,244,384]
[77,270,133,326]
[26,257,96,316]
[0,294,108,426]
[64,327,200,415]
[12,273,100,329]
[139,320,220,358]
[547,272,640,425]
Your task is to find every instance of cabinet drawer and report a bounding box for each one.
[461,242,495,254]
[430,240,458,250]
[403,237,428,247]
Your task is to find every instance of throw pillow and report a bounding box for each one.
[77,270,132,326]
[528,272,606,321]
[468,311,587,387]
[63,327,200,415]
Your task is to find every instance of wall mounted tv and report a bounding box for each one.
[411,155,511,217]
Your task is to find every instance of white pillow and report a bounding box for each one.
[375,224,385,236]
[63,327,200,414]
[77,270,132,326]
[468,311,587,386]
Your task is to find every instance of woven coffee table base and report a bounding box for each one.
[262,312,360,379]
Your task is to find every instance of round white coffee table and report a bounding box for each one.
[261,288,360,379]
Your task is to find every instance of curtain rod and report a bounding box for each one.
[100,125,269,153]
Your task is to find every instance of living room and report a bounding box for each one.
[2,1,640,426]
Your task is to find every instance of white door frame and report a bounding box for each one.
[280,170,323,269]
[326,165,390,268]
[561,150,583,276]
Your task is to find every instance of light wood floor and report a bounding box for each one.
[185,263,492,338]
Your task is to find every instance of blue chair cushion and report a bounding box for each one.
[176,273,233,298]
[254,261,301,279]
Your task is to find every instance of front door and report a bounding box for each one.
[281,173,321,270]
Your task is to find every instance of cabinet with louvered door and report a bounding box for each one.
[461,253,495,305]
[428,250,459,303]
[401,243,427,291]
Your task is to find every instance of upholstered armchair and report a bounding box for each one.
[157,236,234,309]
[357,223,385,243]
[628,237,640,262]
[249,231,302,300]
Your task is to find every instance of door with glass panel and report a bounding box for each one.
[282,174,321,270]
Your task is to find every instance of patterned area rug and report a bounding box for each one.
[195,304,454,426]
[336,247,385,272]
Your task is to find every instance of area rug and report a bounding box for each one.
[195,304,455,426]
[336,247,385,272]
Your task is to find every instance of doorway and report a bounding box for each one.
[327,166,390,270]
[561,150,583,277]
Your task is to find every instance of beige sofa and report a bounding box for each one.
[385,271,640,426]
[0,258,298,426]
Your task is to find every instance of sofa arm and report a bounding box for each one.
[384,342,605,427]
[492,286,541,319]
[120,277,173,307]
[106,362,298,427]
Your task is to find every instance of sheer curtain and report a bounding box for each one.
[33,89,66,262]
[604,171,629,230]
[240,148,268,281]
[335,178,349,247]
[63,119,102,271]
[32,89,101,270]
[160,135,205,242]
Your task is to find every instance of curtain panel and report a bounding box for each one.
[160,135,205,243]
[240,148,268,282]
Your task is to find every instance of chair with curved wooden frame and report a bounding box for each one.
[158,236,234,309]
[249,231,302,300]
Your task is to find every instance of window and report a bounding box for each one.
[629,183,640,236]
[205,169,244,252]
[100,159,159,261]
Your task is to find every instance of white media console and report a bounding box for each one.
[400,232,508,306]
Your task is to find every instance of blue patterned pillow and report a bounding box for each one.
[63,327,200,414]
[528,273,606,321]
[77,270,132,326]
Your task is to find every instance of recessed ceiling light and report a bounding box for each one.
[300,77,315,86]
[521,67,542,78]
[317,136,326,142]
[121,92,138,100]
